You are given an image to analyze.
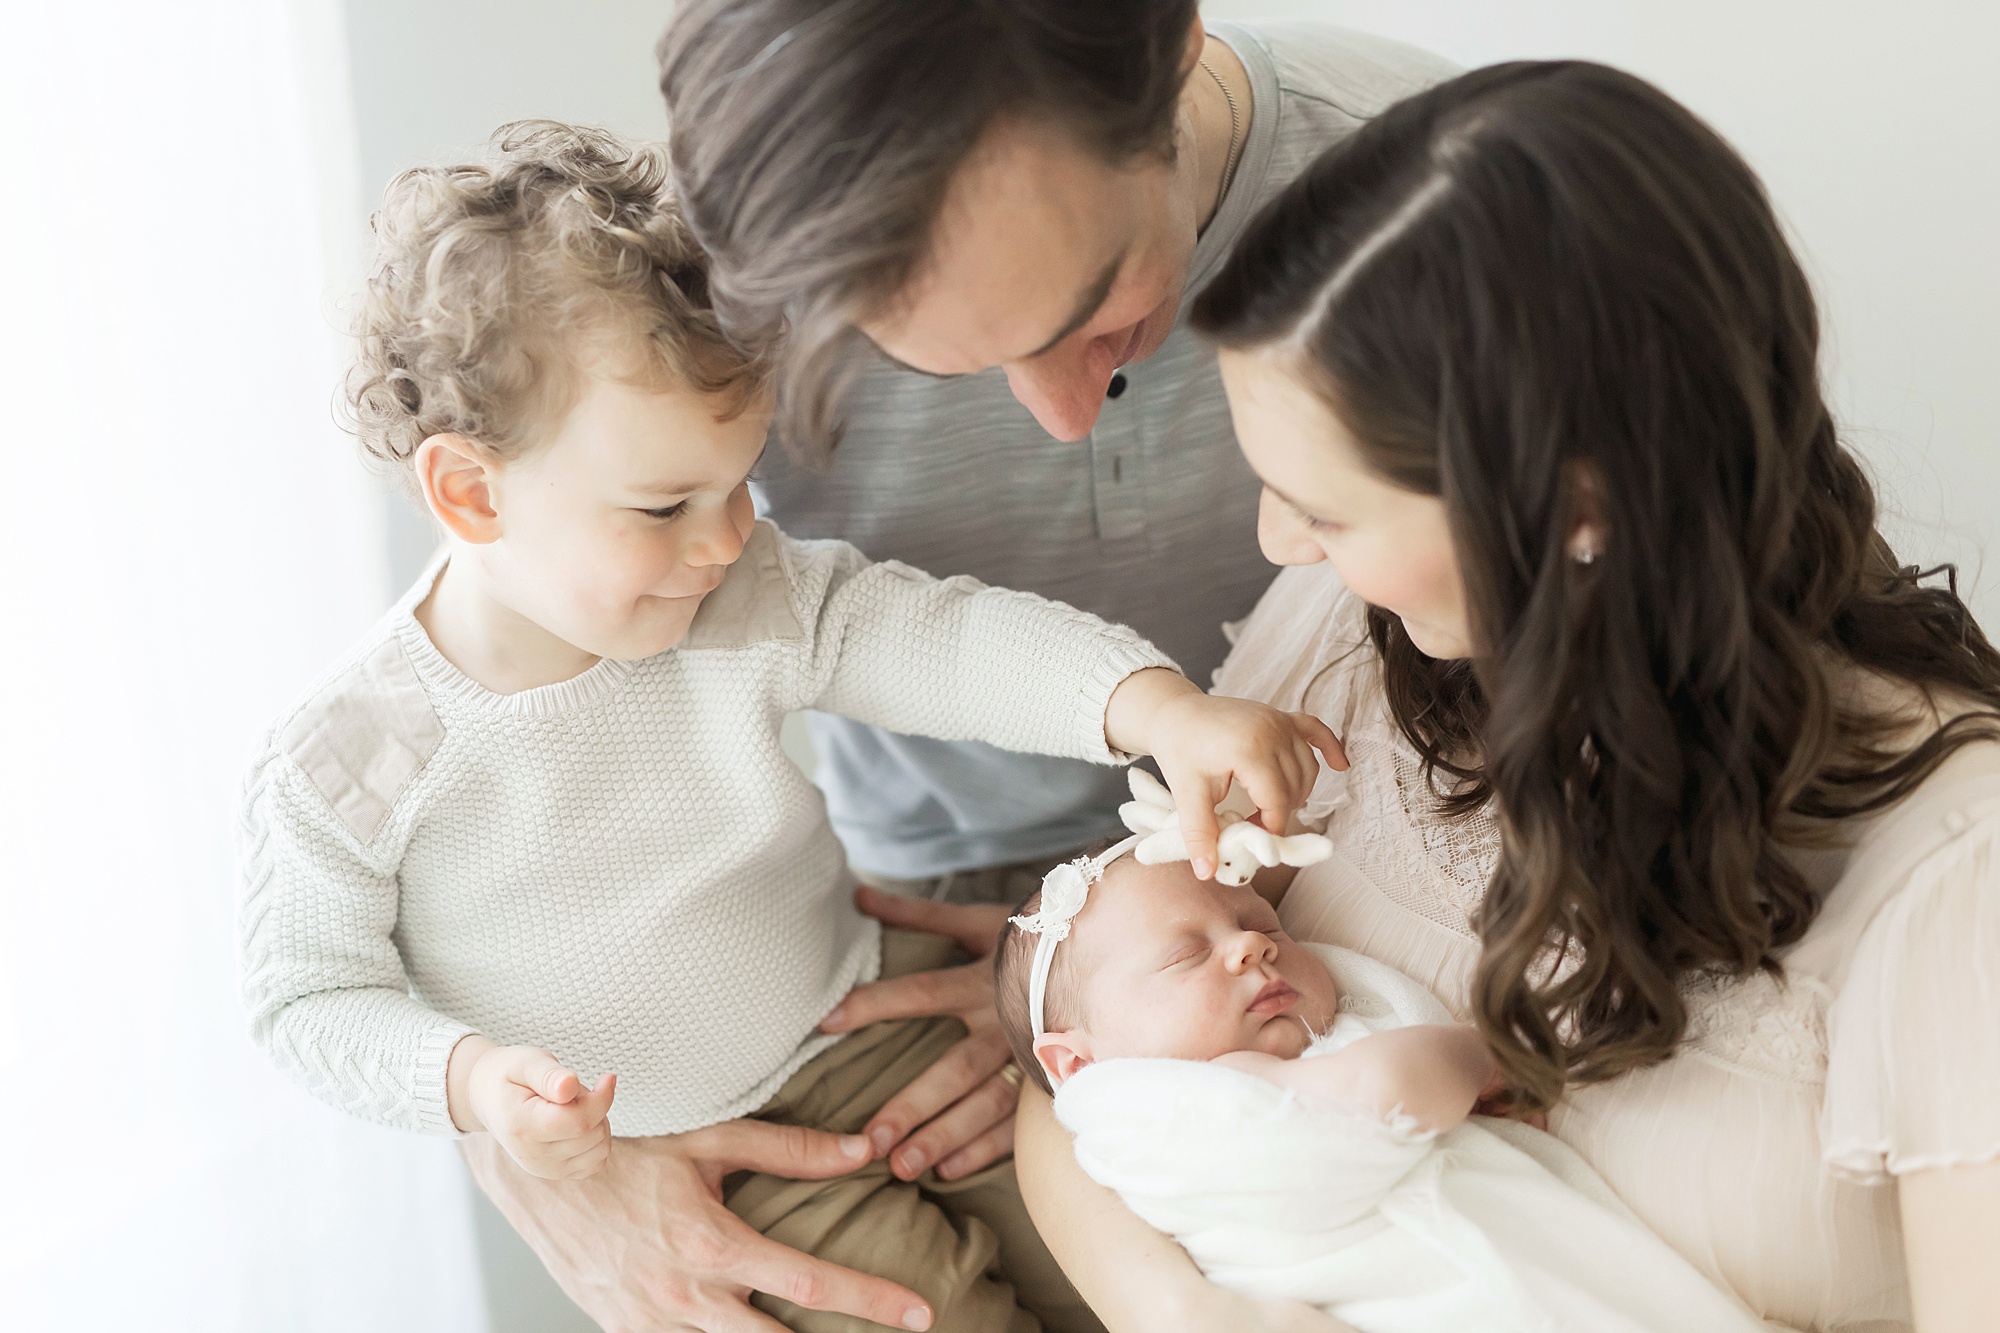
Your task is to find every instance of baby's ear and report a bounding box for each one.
[1032,1031,1094,1088]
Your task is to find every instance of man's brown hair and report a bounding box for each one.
[657,0,1198,455]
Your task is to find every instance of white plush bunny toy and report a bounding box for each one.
[1117,767,1332,887]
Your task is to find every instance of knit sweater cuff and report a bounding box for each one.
[1080,636,1182,765]
[413,1020,478,1138]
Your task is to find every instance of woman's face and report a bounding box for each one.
[1219,344,1472,661]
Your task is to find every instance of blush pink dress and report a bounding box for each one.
[1212,562,2000,1333]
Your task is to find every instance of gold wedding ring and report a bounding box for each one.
[997,1062,1025,1089]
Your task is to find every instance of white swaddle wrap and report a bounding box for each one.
[1054,945,1765,1333]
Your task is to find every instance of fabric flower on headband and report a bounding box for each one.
[1011,767,1334,1038]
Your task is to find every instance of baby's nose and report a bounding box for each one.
[1224,930,1276,971]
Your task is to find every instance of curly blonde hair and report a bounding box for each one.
[345,121,768,487]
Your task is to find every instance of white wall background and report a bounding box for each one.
[0,2,488,1330]
[1205,0,2000,631]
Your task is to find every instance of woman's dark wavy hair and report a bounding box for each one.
[1192,61,2000,1109]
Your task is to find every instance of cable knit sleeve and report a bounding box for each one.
[1823,804,2000,1180]
[797,539,1176,765]
[237,748,473,1136]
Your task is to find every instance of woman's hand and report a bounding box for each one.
[820,886,1022,1181]
[1104,668,1345,879]
[461,1119,934,1333]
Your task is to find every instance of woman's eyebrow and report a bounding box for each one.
[1026,250,1126,359]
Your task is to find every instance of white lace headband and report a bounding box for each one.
[1011,768,1335,1040]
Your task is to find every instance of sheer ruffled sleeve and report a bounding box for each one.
[1823,803,2000,1181]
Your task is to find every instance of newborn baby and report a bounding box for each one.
[995,827,1766,1333]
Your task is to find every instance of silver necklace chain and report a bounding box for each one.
[1198,56,1245,207]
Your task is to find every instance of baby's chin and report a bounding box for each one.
[1247,1014,1317,1059]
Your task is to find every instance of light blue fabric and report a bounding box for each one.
[754,23,1459,878]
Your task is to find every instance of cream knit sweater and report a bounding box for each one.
[238,521,1172,1137]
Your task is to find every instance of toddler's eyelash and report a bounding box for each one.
[641,502,689,521]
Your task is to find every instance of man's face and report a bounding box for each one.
[859,115,1201,442]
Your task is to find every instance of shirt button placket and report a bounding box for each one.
[1089,373,1145,542]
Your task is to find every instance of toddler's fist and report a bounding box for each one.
[469,1045,616,1180]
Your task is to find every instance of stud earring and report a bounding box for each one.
[1574,546,1598,566]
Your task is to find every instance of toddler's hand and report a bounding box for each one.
[1104,668,1345,879]
[467,1044,617,1180]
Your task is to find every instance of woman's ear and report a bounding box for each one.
[1032,1031,1096,1089]
[1565,459,1610,565]
[414,433,504,545]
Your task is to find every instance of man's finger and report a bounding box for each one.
[853,884,1012,954]
[682,1293,795,1333]
[887,1066,1019,1181]
[1291,711,1348,771]
[688,1118,873,1181]
[935,1114,1016,1182]
[860,1029,1011,1166]
[724,1225,933,1331]
[820,961,988,1032]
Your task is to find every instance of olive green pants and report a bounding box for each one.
[724,928,1101,1333]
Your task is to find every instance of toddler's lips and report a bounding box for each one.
[1247,978,1299,1016]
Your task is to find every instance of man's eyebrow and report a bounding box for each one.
[1026,250,1125,359]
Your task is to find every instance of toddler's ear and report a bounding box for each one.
[415,432,504,544]
[1032,1031,1094,1088]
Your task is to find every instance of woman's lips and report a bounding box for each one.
[1248,978,1300,1016]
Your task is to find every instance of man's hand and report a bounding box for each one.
[461,1119,935,1333]
[820,886,1020,1182]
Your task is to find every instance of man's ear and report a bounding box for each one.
[414,433,504,545]
[1179,13,1208,80]
[1032,1031,1095,1089]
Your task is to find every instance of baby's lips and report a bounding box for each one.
[1247,977,1299,1015]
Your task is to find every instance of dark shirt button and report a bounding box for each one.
[1106,372,1128,399]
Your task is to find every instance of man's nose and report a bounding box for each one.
[1003,341,1121,442]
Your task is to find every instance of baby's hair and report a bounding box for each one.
[994,846,1128,1095]
[343,120,770,492]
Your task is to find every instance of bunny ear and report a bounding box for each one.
[1132,827,1189,865]
[1118,799,1175,836]
[1126,766,1174,808]
[1274,833,1334,868]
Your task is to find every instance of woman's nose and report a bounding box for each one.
[1257,489,1327,567]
